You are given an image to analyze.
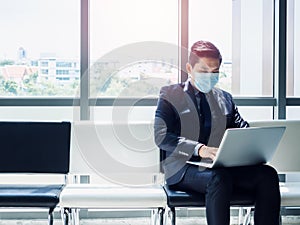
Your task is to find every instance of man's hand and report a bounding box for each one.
[198,145,218,160]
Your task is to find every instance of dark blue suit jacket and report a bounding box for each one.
[154,80,249,185]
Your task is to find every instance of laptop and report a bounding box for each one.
[187,126,286,168]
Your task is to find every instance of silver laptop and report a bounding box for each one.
[187,126,286,168]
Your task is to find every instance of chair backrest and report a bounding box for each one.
[0,121,71,174]
[249,120,300,173]
[70,121,160,185]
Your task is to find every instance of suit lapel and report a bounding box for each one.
[183,80,199,115]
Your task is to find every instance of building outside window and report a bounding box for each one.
[89,0,179,98]
[0,0,80,97]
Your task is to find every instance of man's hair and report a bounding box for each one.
[189,40,222,67]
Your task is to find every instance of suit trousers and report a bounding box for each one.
[170,164,280,225]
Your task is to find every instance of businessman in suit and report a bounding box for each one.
[154,40,280,225]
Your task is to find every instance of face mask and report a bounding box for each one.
[193,72,219,93]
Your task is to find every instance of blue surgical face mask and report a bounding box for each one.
[193,72,219,93]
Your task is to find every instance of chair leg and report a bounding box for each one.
[243,208,252,225]
[48,208,54,225]
[151,208,165,225]
[70,209,74,225]
[238,207,244,225]
[159,208,165,225]
[151,209,158,225]
[279,210,282,225]
[70,208,80,225]
[163,207,173,225]
[170,207,176,225]
[163,207,168,225]
[61,208,70,225]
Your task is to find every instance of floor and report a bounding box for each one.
[0,216,300,225]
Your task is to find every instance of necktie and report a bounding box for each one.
[197,92,211,145]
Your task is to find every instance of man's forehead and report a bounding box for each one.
[196,59,220,70]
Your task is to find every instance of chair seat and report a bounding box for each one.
[280,182,300,207]
[59,184,167,209]
[163,185,255,207]
[0,184,64,208]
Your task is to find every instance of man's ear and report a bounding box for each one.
[186,63,192,74]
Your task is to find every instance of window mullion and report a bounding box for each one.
[80,0,90,120]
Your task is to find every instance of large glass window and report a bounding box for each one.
[0,107,77,121]
[294,0,300,97]
[287,106,300,119]
[287,0,300,97]
[90,0,179,98]
[237,0,273,97]
[238,106,273,121]
[0,0,80,97]
[189,0,273,97]
[189,0,232,93]
[0,0,297,122]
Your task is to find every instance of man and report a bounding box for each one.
[154,40,280,225]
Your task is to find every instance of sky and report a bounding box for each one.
[0,0,80,60]
[0,0,231,61]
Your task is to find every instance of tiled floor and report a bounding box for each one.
[1,216,300,225]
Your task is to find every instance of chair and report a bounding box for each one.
[249,120,300,221]
[60,183,167,225]
[160,150,255,225]
[0,121,71,225]
[59,121,167,225]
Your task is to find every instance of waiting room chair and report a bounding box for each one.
[0,121,71,225]
[160,150,255,225]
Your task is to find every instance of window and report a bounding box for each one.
[31,60,38,67]
[56,62,73,68]
[189,0,232,93]
[56,70,69,75]
[0,0,298,123]
[287,106,300,119]
[238,107,273,121]
[189,0,273,97]
[56,77,70,81]
[41,69,49,75]
[89,0,179,98]
[90,60,179,98]
[40,62,49,67]
[287,0,300,97]
[0,107,76,121]
[0,0,80,97]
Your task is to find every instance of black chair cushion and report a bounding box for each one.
[0,184,64,208]
[163,185,255,207]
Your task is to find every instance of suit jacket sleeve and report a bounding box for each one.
[232,104,249,128]
[226,91,249,128]
[216,89,249,129]
[154,86,199,160]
